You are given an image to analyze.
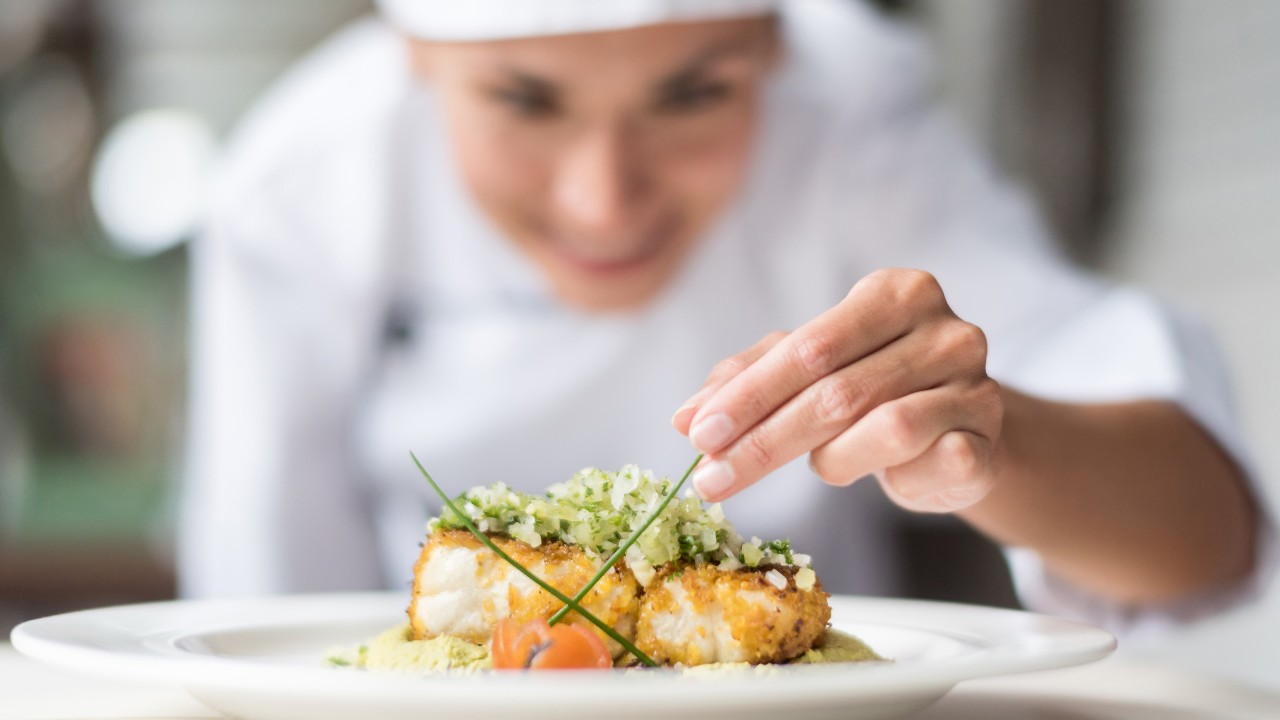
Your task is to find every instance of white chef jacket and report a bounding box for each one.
[180,0,1275,638]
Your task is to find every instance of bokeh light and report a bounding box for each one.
[90,108,217,256]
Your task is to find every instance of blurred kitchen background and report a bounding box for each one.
[1,0,1277,689]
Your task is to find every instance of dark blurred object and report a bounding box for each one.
[1016,0,1119,265]
[867,0,915,14]
[906,0,1120,266]
[897,517,1021,609]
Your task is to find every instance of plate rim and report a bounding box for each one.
[11,591,1116,703]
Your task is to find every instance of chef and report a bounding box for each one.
[180,0,1274,637]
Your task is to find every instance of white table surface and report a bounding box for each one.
[3,642,1279,720]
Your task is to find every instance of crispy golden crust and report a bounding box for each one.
[409,529,640,657]
[635,564,831,666]
[409,530,832,666]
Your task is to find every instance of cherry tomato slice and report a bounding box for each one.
[490,618,612,670]
[491,617,523,669]
[528,622,612,670]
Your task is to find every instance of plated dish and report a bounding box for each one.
[391,463,860,670]
[12,592,1115,720]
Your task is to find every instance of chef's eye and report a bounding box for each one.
[656,82,731,114]
[491,87,559,118]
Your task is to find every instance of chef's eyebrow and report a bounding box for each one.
[656,32,769,92]
[494,69,556,96]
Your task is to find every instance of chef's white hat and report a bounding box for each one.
[377,0,782,41]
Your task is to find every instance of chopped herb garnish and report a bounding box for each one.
[428,462,804,581]
[766,539,795,565]
[547,454,702,627]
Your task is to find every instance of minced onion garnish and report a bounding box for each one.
[427,465,810,585]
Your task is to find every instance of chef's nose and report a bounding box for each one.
[552,124,646,238]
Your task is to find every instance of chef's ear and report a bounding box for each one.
[405,36,436,80]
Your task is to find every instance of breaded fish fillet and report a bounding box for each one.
[635,564,831,666]
[410,529,831,666]
[409,529,641,659]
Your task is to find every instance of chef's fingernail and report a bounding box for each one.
[676,388,710,415]
[671,405,697,430]
[693,461,736,500]
[690,413,734,452]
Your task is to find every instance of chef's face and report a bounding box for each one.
[409,18,778,311]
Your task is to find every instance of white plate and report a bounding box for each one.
[12,592,1114,720]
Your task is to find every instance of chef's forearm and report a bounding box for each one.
[959,387,1257,605]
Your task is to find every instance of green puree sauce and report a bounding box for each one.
[327,626,882,673]
[328,625,492,672]
[794,628,883,664]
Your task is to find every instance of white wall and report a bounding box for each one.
[98,0,370,129]
[1105,0,1280,690]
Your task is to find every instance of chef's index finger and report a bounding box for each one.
[673,330,788,435]
[686,286,913,455]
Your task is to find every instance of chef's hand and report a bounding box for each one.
[673,268,1003,513]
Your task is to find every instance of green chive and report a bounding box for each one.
[548,453,703,627]
[411,452,658,667]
